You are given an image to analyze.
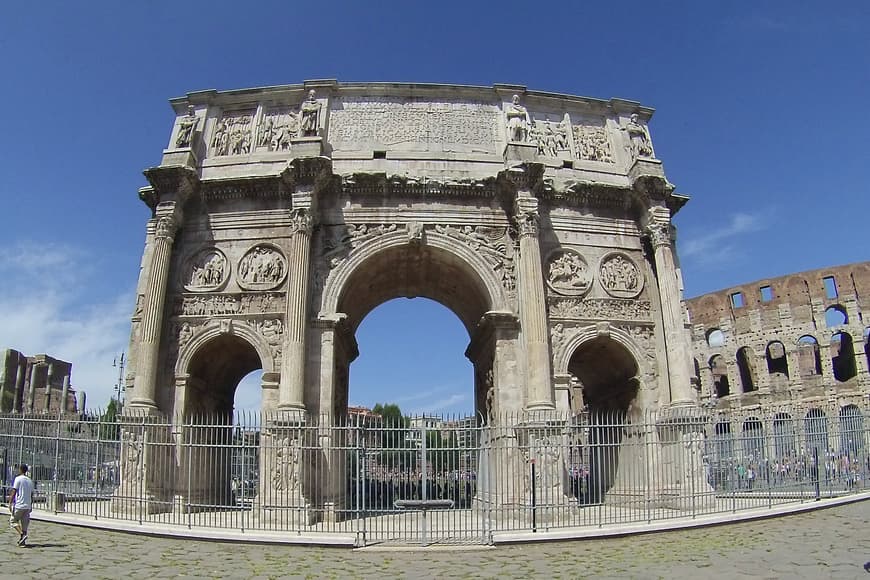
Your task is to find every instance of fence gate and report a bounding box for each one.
[349,418,487,546]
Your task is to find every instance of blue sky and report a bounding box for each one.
[1,2,867,414]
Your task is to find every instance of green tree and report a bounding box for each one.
[99,398,120,441]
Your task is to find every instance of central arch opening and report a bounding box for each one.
[333,242,496,419]
[330,241,498,513]
[351,297,474,416]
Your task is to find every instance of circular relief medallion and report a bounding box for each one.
[237,244,288,291]
[598,252,644,298]
[183,248,229,292]
[545,249,593,296]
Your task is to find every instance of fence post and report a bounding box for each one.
[52,411,61,512]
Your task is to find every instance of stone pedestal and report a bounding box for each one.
[290,136,323,158]
[256,417,316,526]
[110,413,174,515]
[477,416,577,525]
[642,407,715,510]
[504,142,538,164]
[160,147,198,167]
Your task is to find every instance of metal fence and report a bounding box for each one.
[0,400,867,546]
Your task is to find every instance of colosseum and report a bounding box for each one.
[687,262,870,459]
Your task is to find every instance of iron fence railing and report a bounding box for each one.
[0,400,867,546]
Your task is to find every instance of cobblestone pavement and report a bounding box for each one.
[4,501,869,579]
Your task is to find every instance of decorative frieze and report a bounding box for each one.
[434,224,515,292]
[173,292,283,317]
[548,296,652,321]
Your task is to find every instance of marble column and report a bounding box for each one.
[514,195,554,410]
[129,207,179,410]
[61,374,70,414]
[43,363,54,413]
[26,363,40,413]
[278,208,314,411]
[647,208,695,406]
[12,358,25,413]
[0,358,6,413]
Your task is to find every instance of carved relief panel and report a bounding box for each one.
[211,110,255,157]
[183,248,229,292]
[530,119,571,158]
[237,244,288,290]
[546,249,592,297]
[599,252,644,298]
[572,123,614,163]
[256,107,298,152]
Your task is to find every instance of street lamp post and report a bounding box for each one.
[112,353,126,409]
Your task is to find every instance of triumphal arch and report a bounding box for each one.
[121,81,700,519]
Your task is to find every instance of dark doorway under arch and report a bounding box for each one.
[182,333,266,508]
[567,337,639,503]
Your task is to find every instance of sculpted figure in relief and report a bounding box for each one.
[299,90,321,137]
[624,113,654,159]
[506,95,531,143]
[175,105,198,148]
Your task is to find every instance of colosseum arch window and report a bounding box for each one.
[831,331,857,382]
[709,355,730,397]
[706,328,725,348]
[823,276,838,299]
[772,413,796,458]
[742,418,765,461]
[797,335,822,376]
[804,408,829,455]
[692,358,701,391]
[759,285,774,303]
[730,292,745,308]
[839,405,864,457]
[824,305,848,328]
[736,347,756,392]
[863,327,870,370]
[713,421,734,462]
[765,341,789,378]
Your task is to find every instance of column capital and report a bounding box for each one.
[289,207,315,237]
[514,196,540,238]
[645,207,673,249]
[154,214,178,241]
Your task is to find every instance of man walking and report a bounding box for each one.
[8,464,33,547]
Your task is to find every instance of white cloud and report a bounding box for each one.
[680,212,765,262]
[0,242,133,411]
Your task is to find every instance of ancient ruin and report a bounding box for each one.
[688,262,869,459]
[119,80,699,520]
